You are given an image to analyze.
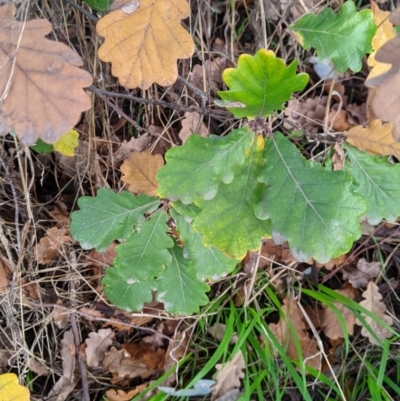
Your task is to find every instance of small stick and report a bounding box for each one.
[68,251,90,401]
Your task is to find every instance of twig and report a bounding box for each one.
[63,0,98,23]
[0,152,20,252]
[90,86,145,132]
[88,85,231,117]
[68,251,90,401]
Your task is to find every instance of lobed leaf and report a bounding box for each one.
[96,0,194,89]
[193,135,271,260]
[70,188,160,252]
[102,267,155,312]
[156,244,210,314]
[171,206,237,281]
[157,128,254,204]
[114,211,174,281]
[290,1,376,73]
[345,144,400,225]
[0,5,92,145]
[83,0,113,12]
[255,133,366,263]
[217,49,308,119]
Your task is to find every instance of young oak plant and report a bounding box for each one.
[71,2,399,315]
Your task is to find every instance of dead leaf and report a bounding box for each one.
[121,341,165,376]
[367,2,396,83]
[332,143,345,171]
[97,0,194,89]
[52,300,69,329]
[35,227,72,264]
[85,329,115,368]
[211,350,245,400]
[48,330,79,401]
[179,112,209,144]
[343,258,381,289]
[105,384,148,401]
[0,5,92,145]
[190,57,227,91]
[120,151,164,195]
[208,324,238,345]
[29,359,50,377]
[346,103,367,126]
[344,120,400,158]
[85,243,117,267]
[364,33,400,140]
[269,297,321,370]
[356,281,393,345]
[315,253,347,270]
[113,134,151,164]
[0,259,10,293]
[321,284,359,340]
[103,346,148,385]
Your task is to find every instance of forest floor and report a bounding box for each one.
[0,0,399,400]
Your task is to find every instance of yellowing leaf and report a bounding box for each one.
[367,1,396,82]
[121,151,164,196]
[53,130,79,157]
[96,0,194,89]
[356,281,393,345]
[344,120,400,158]
[0,5,92,145]
[0,373,30,401]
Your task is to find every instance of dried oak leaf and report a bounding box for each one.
[321,284,358,340]
[0,259,11,293]
[179,112,209,144]
[269,297,321,370]
[344,120,400,158]
[35,227,73,264]
[0,4,92,145]
[120,151,164,196]
[96,0,194,89]
[211,350,245,401]
[343,258,381,289]
[105,384,148,401]
[85,328,115,368]
[356,281,393,345]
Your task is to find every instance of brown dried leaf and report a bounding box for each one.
[52,300,69,329]
[321,284,359,340]
[332,143,345,171]
[0,259,10,293]
[85,243,117,267]
[0,5,92,145]
[97,0,194,89]
[105,384,148,401]
[121,341,165,376]
[344,120,400,158]
[208,323,238,344]
[112,133,151,164]
[179,112,209,144]
[85,329,115,368]
[211,350,245,400]
[269,297,321,369]
[121,151,164,196]
[356,281,393,345]
[61,330,76,381]
[29,359,50,377]
[315,253,347,270]
[35,227,72,264]
[190,57,227,91]
[343,258,381,289]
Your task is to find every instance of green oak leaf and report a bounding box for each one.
[102,267,156,312]
[289,1,376,73]
[345,144,400,225]
[216,49,308,119]
[114,211,174,281]
[70,188,160,252]
[170,201,202,221]
[156,244,210,314]
[255,133,366,263]
[170,207,237,280]
[157,128,254,204]
[83,0,113,12]
[31,139,53,154]
[193,136,271,260]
